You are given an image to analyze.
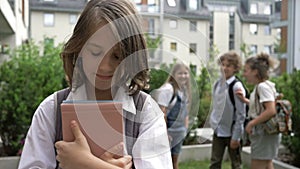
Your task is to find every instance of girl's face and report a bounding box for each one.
[221,59,237,80]
[174,67,189,87]
[80,25,122,90]
[243,64,258,85]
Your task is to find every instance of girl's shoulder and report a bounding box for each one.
[158,83,174,93]
[257,80,275,92]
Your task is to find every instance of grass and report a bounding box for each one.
[179,160,249,169]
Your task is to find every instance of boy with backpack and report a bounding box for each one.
[209,51,247,169]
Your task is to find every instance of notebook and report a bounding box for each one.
[60,101,124,157]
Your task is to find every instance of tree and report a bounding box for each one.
[0,39,66,156]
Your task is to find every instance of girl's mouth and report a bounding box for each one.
[96,74,113,80]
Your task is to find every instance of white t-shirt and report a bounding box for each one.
[151,83,184,109]
[248,80,276,119]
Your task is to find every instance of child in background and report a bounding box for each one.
[209,51,246,169]
[236,53,280,169]
[152,63,191,169]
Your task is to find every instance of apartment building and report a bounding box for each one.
[136,0,279,71]
[0,0,29,63]
[28,0,280,72]
[29,0,86,45]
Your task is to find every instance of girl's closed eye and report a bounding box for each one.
[114,54,121,60]
[90,49,103,57]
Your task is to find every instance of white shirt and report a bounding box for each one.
[209,76,246,140]
[248,80,276,119]
[151,83,184,109]
[18,86,172,169]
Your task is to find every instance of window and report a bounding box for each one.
[264,25,271,35]
[249,24,258,35]
[134,0,142,4]
[44,38,54,46]
[229,41,234,50]
[188,0,198,10]
[44,13,54,26]
[69,14,77,24]
[264,5,271,15]
[229,12,235,50]
[189,43,197,54]
[250,45,257,55]
[189,21,197,32]
[148,0,155,5]
[148,18,155,35]
[276,28,281,39]
[170,42,177,51]
[169,20,177,29]
[167,0,176,7]
[250,3,258,14]
[264,45,272,54]
[190,64,197,74]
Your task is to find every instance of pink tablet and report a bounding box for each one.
[61,101,123,157]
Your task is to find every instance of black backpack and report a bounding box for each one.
[228,77,250,127]
[54,88,147,169]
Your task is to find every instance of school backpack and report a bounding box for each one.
[53,88,147,169]
[261,94,293,135]
[228,77,250,127]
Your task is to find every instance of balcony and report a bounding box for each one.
[0,0,16,34]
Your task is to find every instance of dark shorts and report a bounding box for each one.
[168,130,186,155]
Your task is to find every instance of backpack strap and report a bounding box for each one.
[55,88,71,142]
[125,91,147,169]
[228,77,249,116]
[228,78,239,112]
[54,88,70,169]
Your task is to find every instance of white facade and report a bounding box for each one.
[160,16,210,69]
[30,11,78,45]
[240,23,277,55]
[27,0,281,73]
[213,11,230,54]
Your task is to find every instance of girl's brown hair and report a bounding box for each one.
[61,0,149,95]
[246,52,274,81]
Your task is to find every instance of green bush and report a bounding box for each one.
[271,70,300,167]
[0,40,66,156]
[148,64,170,92]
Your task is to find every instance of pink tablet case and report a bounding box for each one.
[61,101,123,157]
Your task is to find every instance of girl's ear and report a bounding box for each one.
[253,69,259,78]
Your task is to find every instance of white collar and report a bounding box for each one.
[226,76,236,85]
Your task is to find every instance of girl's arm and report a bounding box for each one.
[249,101,276,126]
[185,115,189,129]
[245,101,276,134]
[159,105,167,122]
[235,88,250,105]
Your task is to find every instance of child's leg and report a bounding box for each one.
[228,142,242,169]
[210,134,227,169]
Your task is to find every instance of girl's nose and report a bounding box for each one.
[98,54,113,71]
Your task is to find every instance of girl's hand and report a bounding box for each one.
[235,88,249,104]
[100,143,132,169]
[230,140,240,149]
[245,121,254,135]
[55,120,93,169]
[55,121,132,169]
